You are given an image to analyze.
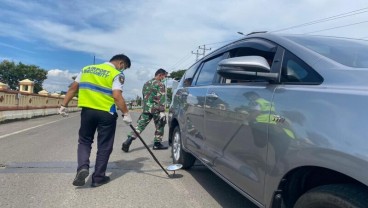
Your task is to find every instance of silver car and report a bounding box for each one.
[168,32,368,208]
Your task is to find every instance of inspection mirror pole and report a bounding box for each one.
[129,124,170,177]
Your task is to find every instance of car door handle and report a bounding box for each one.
[206,92,218,99]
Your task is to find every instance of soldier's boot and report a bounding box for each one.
[122,136,135,152]
[153,141,168,150]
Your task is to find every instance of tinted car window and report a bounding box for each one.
[286,35,368,68]
[194,55,224,86]
[181,62,200,87]
[281,50,323,84]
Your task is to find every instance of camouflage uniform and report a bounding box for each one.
[128,78,166,142]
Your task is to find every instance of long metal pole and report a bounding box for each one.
[129,124,170,177]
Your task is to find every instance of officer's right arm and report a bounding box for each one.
[61,81,79,107]
[113,90,132,124]
[112,90,129,115]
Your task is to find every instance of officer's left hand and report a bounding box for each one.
[58,105,69,117]
[122,113,132,124]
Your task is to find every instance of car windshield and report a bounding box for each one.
[285,35,368,68]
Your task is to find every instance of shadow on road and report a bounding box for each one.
[76,157,147,189]
[187,163,258,208]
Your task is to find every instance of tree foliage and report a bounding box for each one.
[169,69,186,80]
[135,95,142,106]
[0,60,47,93]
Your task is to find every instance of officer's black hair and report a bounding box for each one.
[155,68,167,76]
[110,54,131,68]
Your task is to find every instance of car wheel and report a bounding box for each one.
[171,126,195,169]
[293,184,368,208]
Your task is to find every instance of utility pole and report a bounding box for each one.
[199,44,211,56]
[191,49,203,61]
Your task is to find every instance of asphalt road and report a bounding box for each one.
[0,112,258,208]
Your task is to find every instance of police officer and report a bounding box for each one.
[59,54,132,187]
[122,68,168,152]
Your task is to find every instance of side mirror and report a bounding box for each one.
[217,56,278,81]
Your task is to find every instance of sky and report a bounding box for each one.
[1,0,368,100]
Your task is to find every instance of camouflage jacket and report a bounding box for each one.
[142,78,166,113]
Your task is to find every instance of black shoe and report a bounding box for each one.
[91,176,110,187]
[122,136,135,152]
[153,142,168,150]
[72,168,89,186]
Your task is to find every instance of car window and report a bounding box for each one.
[286,35,368,68]
[281,50,323,84]
[180,62,201,87]
[194,55,224,86]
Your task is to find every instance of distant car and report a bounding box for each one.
[168,32,368,208]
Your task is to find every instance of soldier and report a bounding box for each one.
[122,68,168,152]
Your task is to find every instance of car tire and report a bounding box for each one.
[293,184,368,208]
[171,126,195,169]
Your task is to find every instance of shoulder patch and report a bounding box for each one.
[118,74,125,84]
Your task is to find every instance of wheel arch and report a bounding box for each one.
[168,117,179,145]
[272,166,367,208]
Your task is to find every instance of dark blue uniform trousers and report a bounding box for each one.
[77,108,117,183]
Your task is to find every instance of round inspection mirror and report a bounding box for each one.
[166,164,183,171]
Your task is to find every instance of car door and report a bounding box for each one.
[179,54,227,159]
[203,39,281,202]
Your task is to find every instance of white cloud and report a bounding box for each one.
[42,69,78,93]
[2,0,368,97]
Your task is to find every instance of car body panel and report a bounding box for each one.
[263,84,368,207]
[168,33,368,208]
[182,86,208,158]
[204,84,276,202]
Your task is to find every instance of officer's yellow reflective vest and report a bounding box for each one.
[78,63,120,113]
[255,98,275,124]
[255,98,296,139]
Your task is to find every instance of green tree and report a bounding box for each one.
[0,60,47,93]
[169,69,186,80]
[135,95,142,106]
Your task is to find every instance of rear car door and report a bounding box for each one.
[203,39,281,202]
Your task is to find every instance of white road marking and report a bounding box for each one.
[0,115,78,139]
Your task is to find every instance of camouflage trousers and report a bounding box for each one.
[128,112,166,142]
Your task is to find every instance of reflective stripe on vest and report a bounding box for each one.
[78,63,120,113]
